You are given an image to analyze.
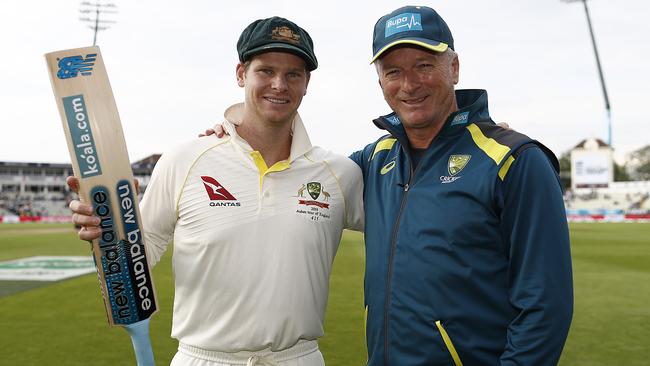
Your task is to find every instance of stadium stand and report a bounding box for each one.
[564,138,650,221]
[0,155,158,222]
[2,153,647,222]
[565,188,650,211]
[565,181,650,221]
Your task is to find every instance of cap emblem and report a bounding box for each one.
[271,26,301,45]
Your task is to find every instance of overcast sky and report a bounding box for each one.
[1,0,648,164]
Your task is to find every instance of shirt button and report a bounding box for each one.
[263,191,270,197]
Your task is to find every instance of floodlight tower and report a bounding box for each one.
[563,0,612,146]
[79,1,118,46]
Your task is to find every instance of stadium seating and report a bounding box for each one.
[1,157,157,223]
[565,190,650,211]
[564,181,650,221]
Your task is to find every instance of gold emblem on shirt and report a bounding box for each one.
[448,155,471,176]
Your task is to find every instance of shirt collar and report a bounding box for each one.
[222,103,313,163]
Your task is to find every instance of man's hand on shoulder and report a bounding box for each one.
[198,120,242,138]
[199,124,228,138]
[199,128,219,138]
[497,122,511,130]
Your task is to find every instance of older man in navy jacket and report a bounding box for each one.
[350,5,573,366]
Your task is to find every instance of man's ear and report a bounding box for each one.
[375,62,384,90]
[236,63,245,87]
[452,54,459,85]
[303,72,311,96]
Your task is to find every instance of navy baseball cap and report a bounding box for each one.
[371,5,454,63]
[237,16,318,71]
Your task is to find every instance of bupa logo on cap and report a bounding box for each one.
[451,111,470,126]
[385,13,422,37]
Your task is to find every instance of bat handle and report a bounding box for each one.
[124,318,155,366]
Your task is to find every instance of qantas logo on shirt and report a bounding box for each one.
[200,176,241,206]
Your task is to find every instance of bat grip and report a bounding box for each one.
[124,318,155,366]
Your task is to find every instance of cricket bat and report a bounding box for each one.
[45,46,157,366]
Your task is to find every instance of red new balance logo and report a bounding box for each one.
[201,176,237,200]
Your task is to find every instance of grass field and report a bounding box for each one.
[0,223,649,365]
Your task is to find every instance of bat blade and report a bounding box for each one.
[45,46,157,365]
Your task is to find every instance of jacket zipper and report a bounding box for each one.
[379,120,438,365]
[383,175,410,365]
[384,143,428,365]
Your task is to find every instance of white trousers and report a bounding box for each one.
[170,340,325,366]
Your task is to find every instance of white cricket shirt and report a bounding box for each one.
[140,104,364,352]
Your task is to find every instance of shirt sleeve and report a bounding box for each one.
[343,162,365,232]
[498,146,574,366]
[139,152,178,267]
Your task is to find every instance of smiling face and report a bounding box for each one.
[376,46,459,136]
[237,51,310,128]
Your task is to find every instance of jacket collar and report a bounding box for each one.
[373,89,494,144]
[222,103,313,163]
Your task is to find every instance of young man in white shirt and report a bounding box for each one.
[69,16,363,366]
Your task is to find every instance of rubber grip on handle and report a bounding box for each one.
[124,318,155,366]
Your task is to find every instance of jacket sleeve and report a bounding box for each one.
[498,147,573,366]
[348,149,365,169]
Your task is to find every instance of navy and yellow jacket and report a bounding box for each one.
[350,89,573,366]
